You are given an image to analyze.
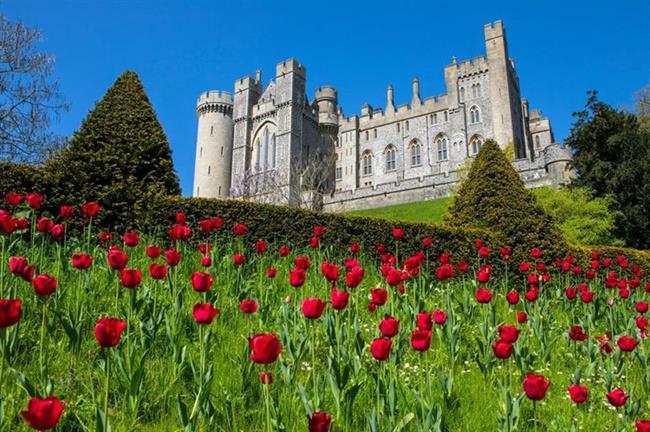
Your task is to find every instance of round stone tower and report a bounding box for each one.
[314,86,339,138]
[193,90,234,198]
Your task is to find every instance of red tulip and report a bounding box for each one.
[379,316,399,337]
[71,252,93,270]
[616,336,639,352]
[233,254,246,266]
[201,255,212,267]
[175,211,187,224]
[26,192,44,209]
[392,228,404,239]
[9,256,28,274]
[108,249,128,270]
[0,213,15,235]
[191,272,213,292]
[260,371,273,385]
[530,248,542,259]
[567,384,588,404]
[477,269,490,284]
[417,312,433,330]
[32,274,57,296]
[199,219,214,234]
[492,340,513,359]
[21,396,64,430]
[120,269,142,289]
[289,268,306,288]
[498,324,520,343]
[278,245,290,256]
[607,388,628,407]
[193,303,219,324]
[239,299,259,314]
[302,298,327,319]
[580,290,594,303]
[37,217,53,233]
[59,205,75,219]
[294,256,311,270]
[330,287,349,310]
[165,249,181,267]
[249,333,281,364]
[266,267,277,278]
[367,301,377,313]
[505,290,519,305]
[169,224,191,241]
[523,373,550,400]
[320,261,339,283]
[636,420,650,432]
[81,201,101,217]
[255,239,267,253]
[370,337,392,360]
[5,192,23,206]
[433,309,447,325]
[565,287,577,300]
[233,223,247,236]
[636,301,648,314]
[309,236,320,248]
[146,245,161,258]
[345,266,364,288]
[50,224,64,240]
[474,239,484,249]
[568,325,589,342]
[411,329,432,352]
[308,411,331,432]
[149,263,168,280]
[370,288,388,306]
[313,225,326,237]
[94,317,126,347]
[478,246,490,257]
[0,299,21,328]
[516,311,527,324]
[123,231,140,247]
[475,288,493,304]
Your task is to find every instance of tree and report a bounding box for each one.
[0,15,67,163]
[44,71,180,230]
[445,139,567,263]
[533,186,623,246]
[567,91,650,249]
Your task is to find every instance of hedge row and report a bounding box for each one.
[141,196,494,262]
[0,162,41,197]
[571,244,650,271]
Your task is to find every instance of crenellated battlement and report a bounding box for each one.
[276,58,306,78]
[197,90,233,107]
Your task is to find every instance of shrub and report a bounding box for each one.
[445,139,568,264]
[533,186,623,246]
[0,162,42,197]
[42,71,180,232]
[142,195,494,262]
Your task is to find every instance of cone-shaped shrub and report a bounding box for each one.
[44,71,180,231]
[445,139,567,263]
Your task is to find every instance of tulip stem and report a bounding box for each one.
[104,351,111,432]
[263,380,272,432]
[39,298,48,388]
[0,330,5,396]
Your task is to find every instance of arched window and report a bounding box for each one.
[475,83,481,98]
[252,122,278,172]
[437,137,448,161]
[460,87,465,101]
[385,146,396,171]
[362,151,373,176]
[263,128,269,167]
[271,134,277,167]
[410,142,422,166]
[470,106,480,124]
[534,135,541,150]
[470,136,483,155]
[255,138,261,170]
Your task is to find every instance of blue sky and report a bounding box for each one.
[4,1,649,195]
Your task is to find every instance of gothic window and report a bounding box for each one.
[470,136,484,155]
[255,138,261,170]
[271,134,277,168]
[410,142,422,166]
[437,137,448,161]
[406,121,410,131]
[336,167,342,180]
[460,87,465,101]
[475,83,481,98]
[535,135,541,150]
[470,106,481,124]
[385,146,396,172]
[444,111,448,122]
[397,123,401,133]
[374,129,377,138]
[362,151,373,176]
[365,131,369,141]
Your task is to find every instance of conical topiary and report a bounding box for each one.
[445,139,567,263]
[44,71,180,231]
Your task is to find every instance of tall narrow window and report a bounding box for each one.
[385,146,396,171]
[535,135,541,150]
[271,134,277,167]
[207,165,211,175]
[362,152,373,176]
[460,87,465,101]
[470,106,480,124]
[374,129,377,138]
[218,186,221,196]
[336,167,342,180]
[220,146,223,156]
[263,128,269,168]
[437,138,448,160]
[444,111,448,122]
[476,83,481,97]
[396,123,400,133]
[433,113,437,124]
[210,126,214,136]
[406,121,410,131]
[470,136,483,154]
[255,139,261,170]
[410,143,422,166]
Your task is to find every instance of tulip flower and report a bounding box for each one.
[567,384,588,404]
[379,316,399,338]
[249,334,281,364]
[21,396,64,430]
[498,324,520,343]
[370,288,388,306]
[411,329,432,352]
[616,335,639,352]
[523,373,550,401]
[607,388,628,407]
[94,318,126,348]
[193,303,219,324]
[32,274,57,296]
[239,299,259,314]
[120,269,142,289]
[492,340,513,359]
[433,309,447,325]
[308,411,332,432]
[0,299,21,328]
[370,337,392,361]
[191,271,213,292]
[330,287,349,310]
[302,298,327,319]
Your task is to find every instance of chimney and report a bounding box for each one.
[255,69,262,83]
[411,78,421,107]
[386,84,395,114]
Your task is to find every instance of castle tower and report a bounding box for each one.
[484,21,526,157]
[314,86,339,195]
[193,91,234,198]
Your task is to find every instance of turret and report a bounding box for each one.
[386,85,395,114]
[193,90,234,198]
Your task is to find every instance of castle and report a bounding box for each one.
[192,20,574,211]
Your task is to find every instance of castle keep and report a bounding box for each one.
[193,21,574,211]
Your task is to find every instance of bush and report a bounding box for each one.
[533,186,623,246]
[142,195,494,262]
[42,71,180,232]
[0,162,42,197]
[445,140,568,264]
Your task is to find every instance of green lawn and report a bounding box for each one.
[346,197,450,225]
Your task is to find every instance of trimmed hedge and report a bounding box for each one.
[571,244,650,271]
[0,162,42,196]
[142,196,494,262]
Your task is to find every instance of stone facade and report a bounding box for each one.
[193,20,575,211]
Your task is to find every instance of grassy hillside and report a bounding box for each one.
[346,197,450,225]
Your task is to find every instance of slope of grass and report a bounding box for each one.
[346,197,450,225]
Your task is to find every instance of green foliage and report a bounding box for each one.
[143,195,492,261]
[533,186,623,246]
[0,162,42,196]
[502,142,516,162]
[42,71,180,231]
[445,139,568,263]
[567,91,650,249]
[346,197,450,225]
